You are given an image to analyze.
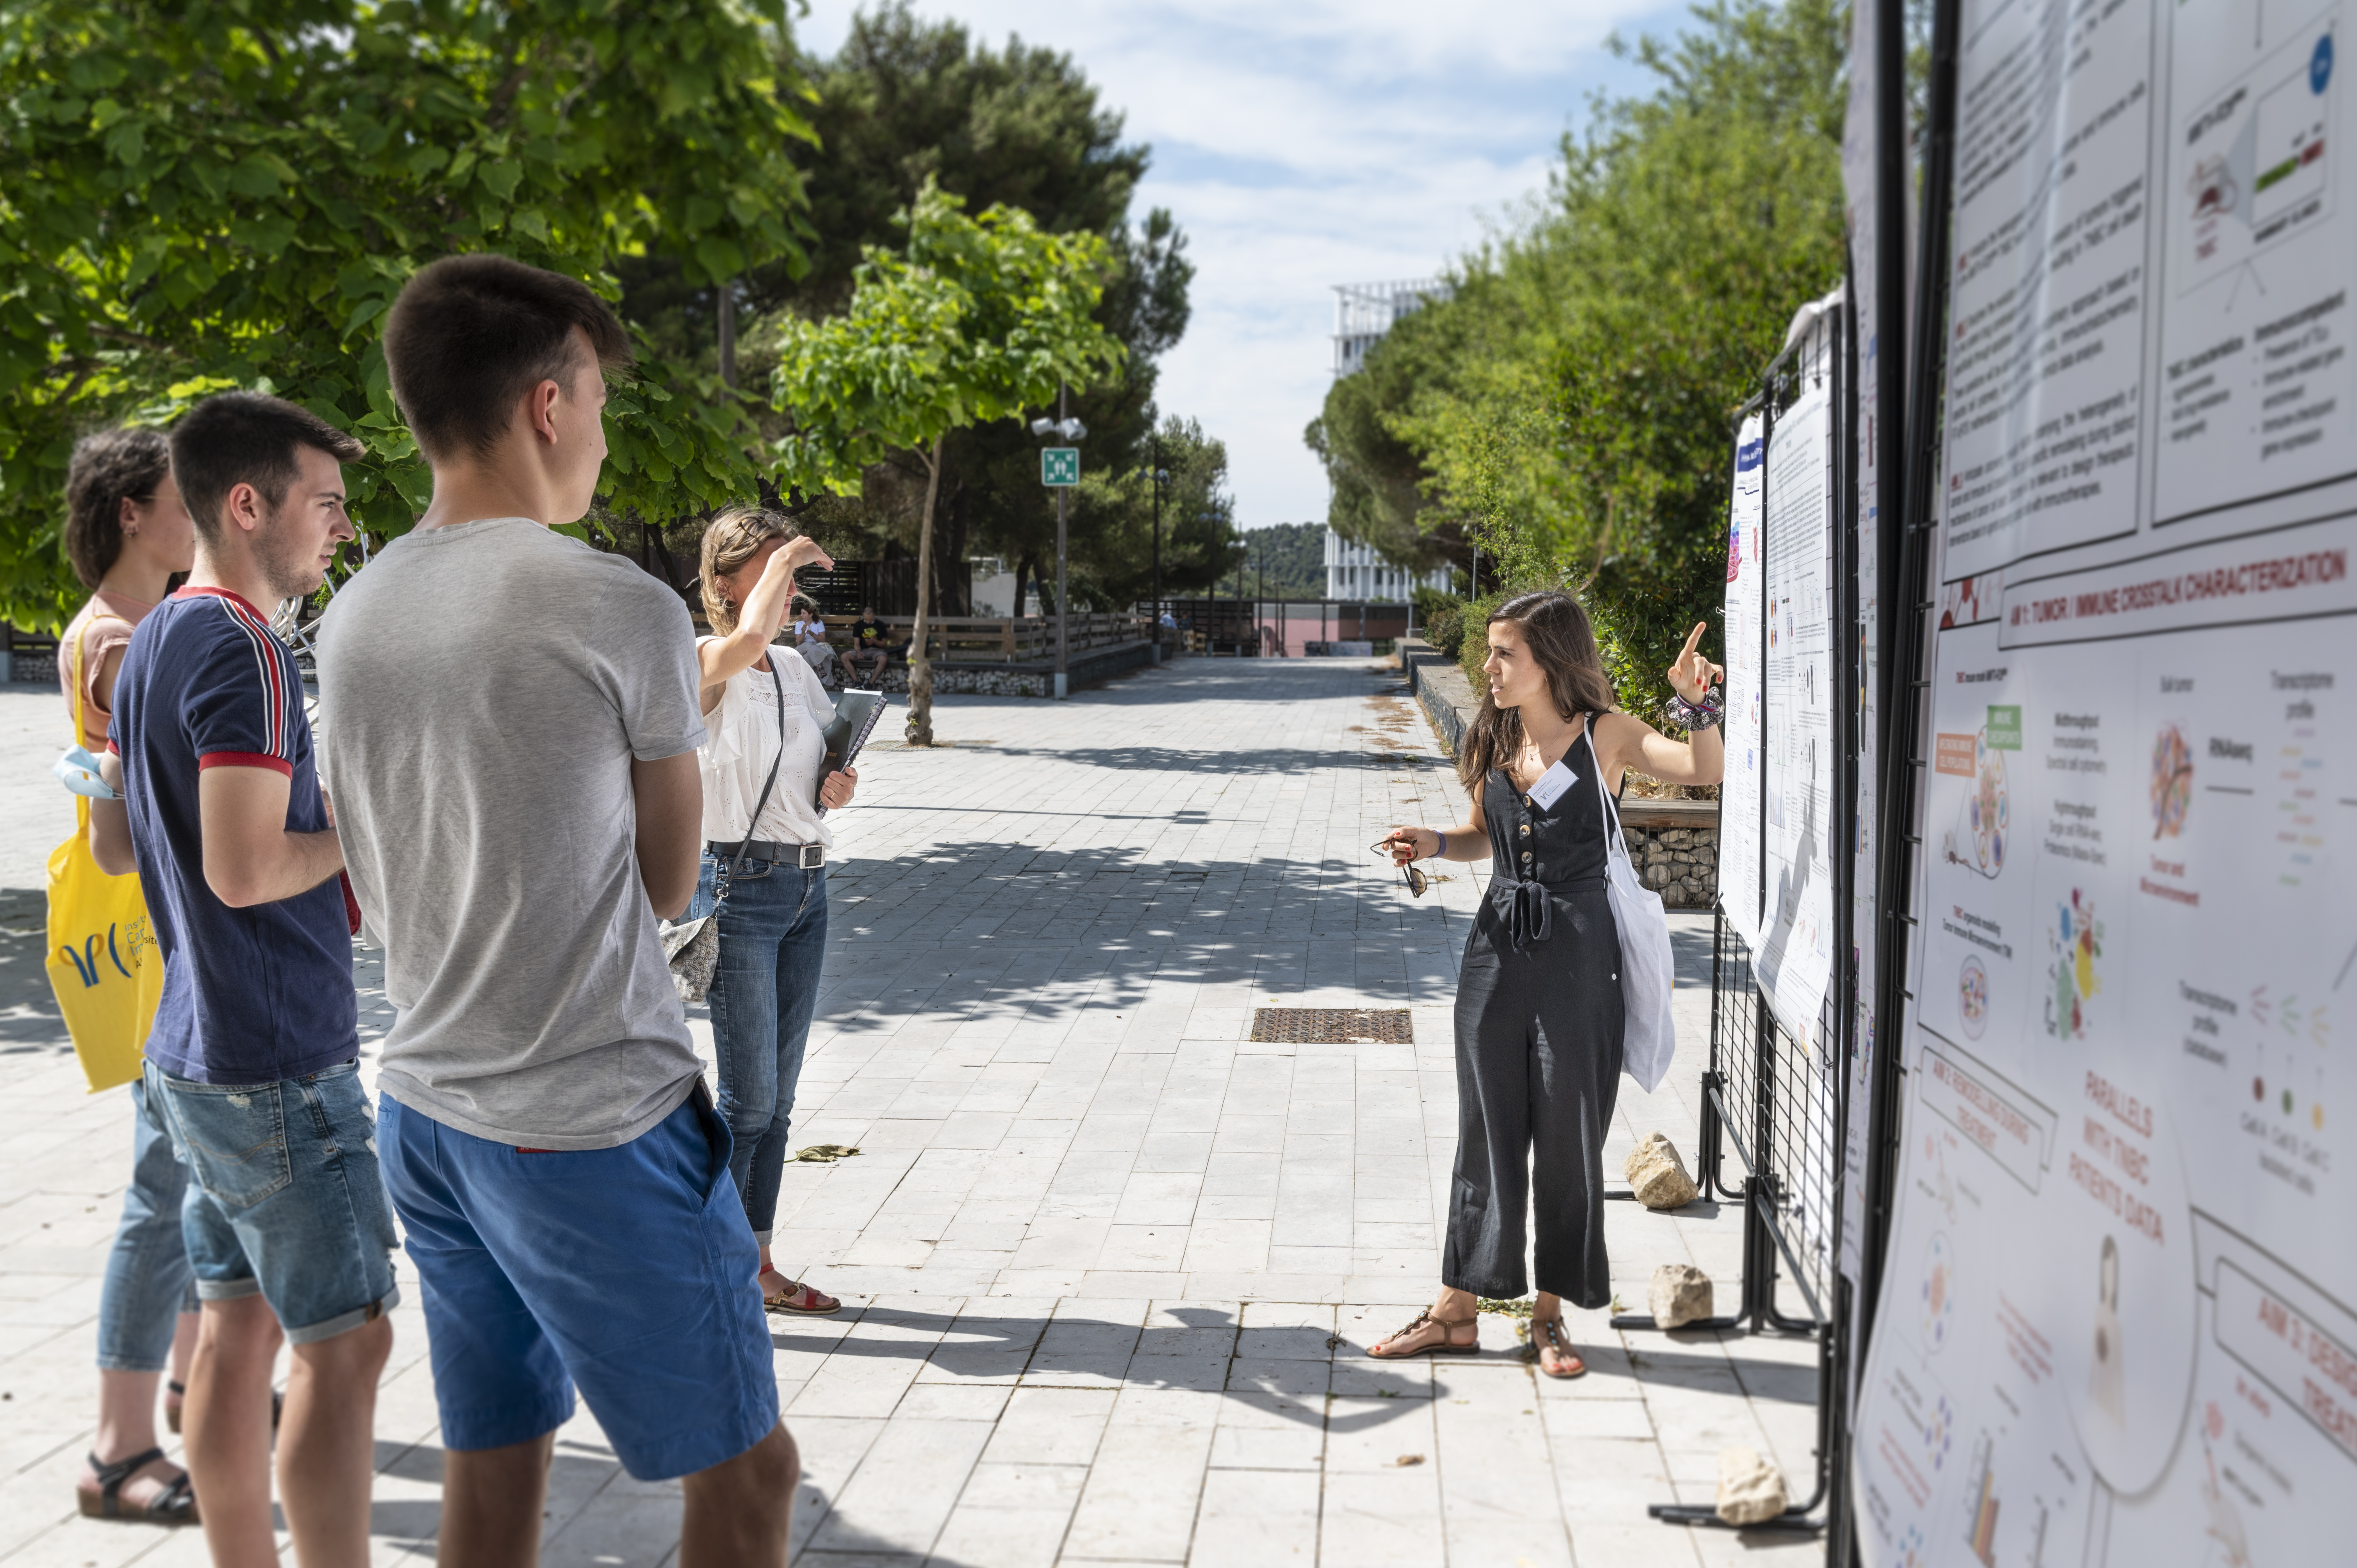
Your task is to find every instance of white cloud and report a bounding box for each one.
[794,0,1674,530]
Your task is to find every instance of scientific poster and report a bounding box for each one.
[1721,411,1768,951]
[1757,317,1839,1040]
[1855,0,2357,1560]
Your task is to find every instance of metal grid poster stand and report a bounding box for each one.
[1612,297,1864,1543]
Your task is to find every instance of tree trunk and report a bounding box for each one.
[906,434,945,746]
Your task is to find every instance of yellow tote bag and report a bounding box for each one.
[45,633,162,1092]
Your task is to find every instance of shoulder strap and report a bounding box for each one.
[727,661,790,872]
[68,620,89,742]
[1587,714,1629,853]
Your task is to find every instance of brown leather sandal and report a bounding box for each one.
[762,1273,841,1316]
[1531,1316,1587,1378]
[1368,1309,1481,1358]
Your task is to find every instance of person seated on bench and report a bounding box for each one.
[844,606,893,686]
[789,597,840,688]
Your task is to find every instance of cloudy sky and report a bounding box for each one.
[794,0,1685,530]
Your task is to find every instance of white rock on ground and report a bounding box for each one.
[1648,1261,1715,1329]
[1625,1128,1699,1209]
[1716,1444,1789,1525]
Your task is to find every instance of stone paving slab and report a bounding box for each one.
[0,663,1823,1565]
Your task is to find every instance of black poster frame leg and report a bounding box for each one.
[1623,304,1854,1541]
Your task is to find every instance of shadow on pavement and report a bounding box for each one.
[774,1301,1543,1437]
[0,886,69,1052]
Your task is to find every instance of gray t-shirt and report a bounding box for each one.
[315,518,706,1149]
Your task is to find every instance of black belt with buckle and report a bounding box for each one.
[712,839,826,869]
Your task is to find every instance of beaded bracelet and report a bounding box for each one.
[1663,686,1725,731]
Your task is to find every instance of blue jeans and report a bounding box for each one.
[692,854,828,1242]
[146,1059,401,1343]
[96,1078,197,1372]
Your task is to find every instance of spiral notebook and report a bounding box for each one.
[816,691,887,814]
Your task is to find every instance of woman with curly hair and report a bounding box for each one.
[57,427,204,1525]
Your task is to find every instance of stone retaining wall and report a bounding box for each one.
[1400,638,1720,910]
[1616,804,1720,909]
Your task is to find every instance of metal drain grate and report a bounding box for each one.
[1249,1008,1413,1044]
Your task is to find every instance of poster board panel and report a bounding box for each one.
[1855,0,2357,1559]
[1720,412,1768,950]
[1757,320,1839,1040]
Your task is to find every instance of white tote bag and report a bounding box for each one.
[1592,724,1678,1092]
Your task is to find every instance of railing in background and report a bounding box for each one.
[820,613,1148,664]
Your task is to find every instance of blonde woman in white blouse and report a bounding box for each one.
[692,508,859,1315]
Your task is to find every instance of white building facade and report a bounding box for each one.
[1323,532,1451,602]
[1325,279,1454,601]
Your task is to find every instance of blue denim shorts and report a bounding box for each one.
[145,1059,401,1344]
[376,1085,777,1481]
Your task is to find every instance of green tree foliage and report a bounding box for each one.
[770,183,1123,744]
[747,3,1192,611]
[1306,0,1848,711]
[0,0,815,629]
[1061,416,1240,611]
[770,0,1146,314]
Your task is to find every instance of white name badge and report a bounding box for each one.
[1527,759,1580,810]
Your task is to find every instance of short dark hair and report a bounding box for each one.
[382,254,634,463]
[170,392,365,543]
[64,427,171,588]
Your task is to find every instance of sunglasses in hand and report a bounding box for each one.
[1371,837,1429,897]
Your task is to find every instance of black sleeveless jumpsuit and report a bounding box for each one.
[1442,719,1625,1307]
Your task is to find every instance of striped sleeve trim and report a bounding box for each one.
[199,751,294,776]
[207,593,294,761]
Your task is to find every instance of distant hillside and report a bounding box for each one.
[1224,521,1329,600]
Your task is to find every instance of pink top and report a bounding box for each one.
[55,589,156,749]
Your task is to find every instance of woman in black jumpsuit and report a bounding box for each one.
[1370,592,1723,1377]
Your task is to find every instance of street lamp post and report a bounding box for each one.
[1150,435,1165,661]
[1029,389,1087,699]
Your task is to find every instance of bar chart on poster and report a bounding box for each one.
[1854,0,2357,1561]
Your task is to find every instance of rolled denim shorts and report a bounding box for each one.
[145,1059,400,1344]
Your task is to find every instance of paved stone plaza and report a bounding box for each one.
[0,657,1819,1566]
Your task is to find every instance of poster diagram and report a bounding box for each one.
[2156,0,2357,522]
[1856,0,2357,1560]
[1721,412,1768,952]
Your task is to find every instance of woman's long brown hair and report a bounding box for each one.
[698,506,802,635]
[1456,591,1620,790]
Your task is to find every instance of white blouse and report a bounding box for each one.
[697,641,838,849]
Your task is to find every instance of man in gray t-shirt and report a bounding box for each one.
[321,515,703,1148]
[316,254,798,1563]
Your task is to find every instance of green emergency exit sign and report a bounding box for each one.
[1041,447,1079,486]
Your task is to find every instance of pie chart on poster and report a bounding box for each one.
[2047,1088,2199,1495]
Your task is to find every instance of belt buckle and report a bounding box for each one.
[798,844,825,870]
